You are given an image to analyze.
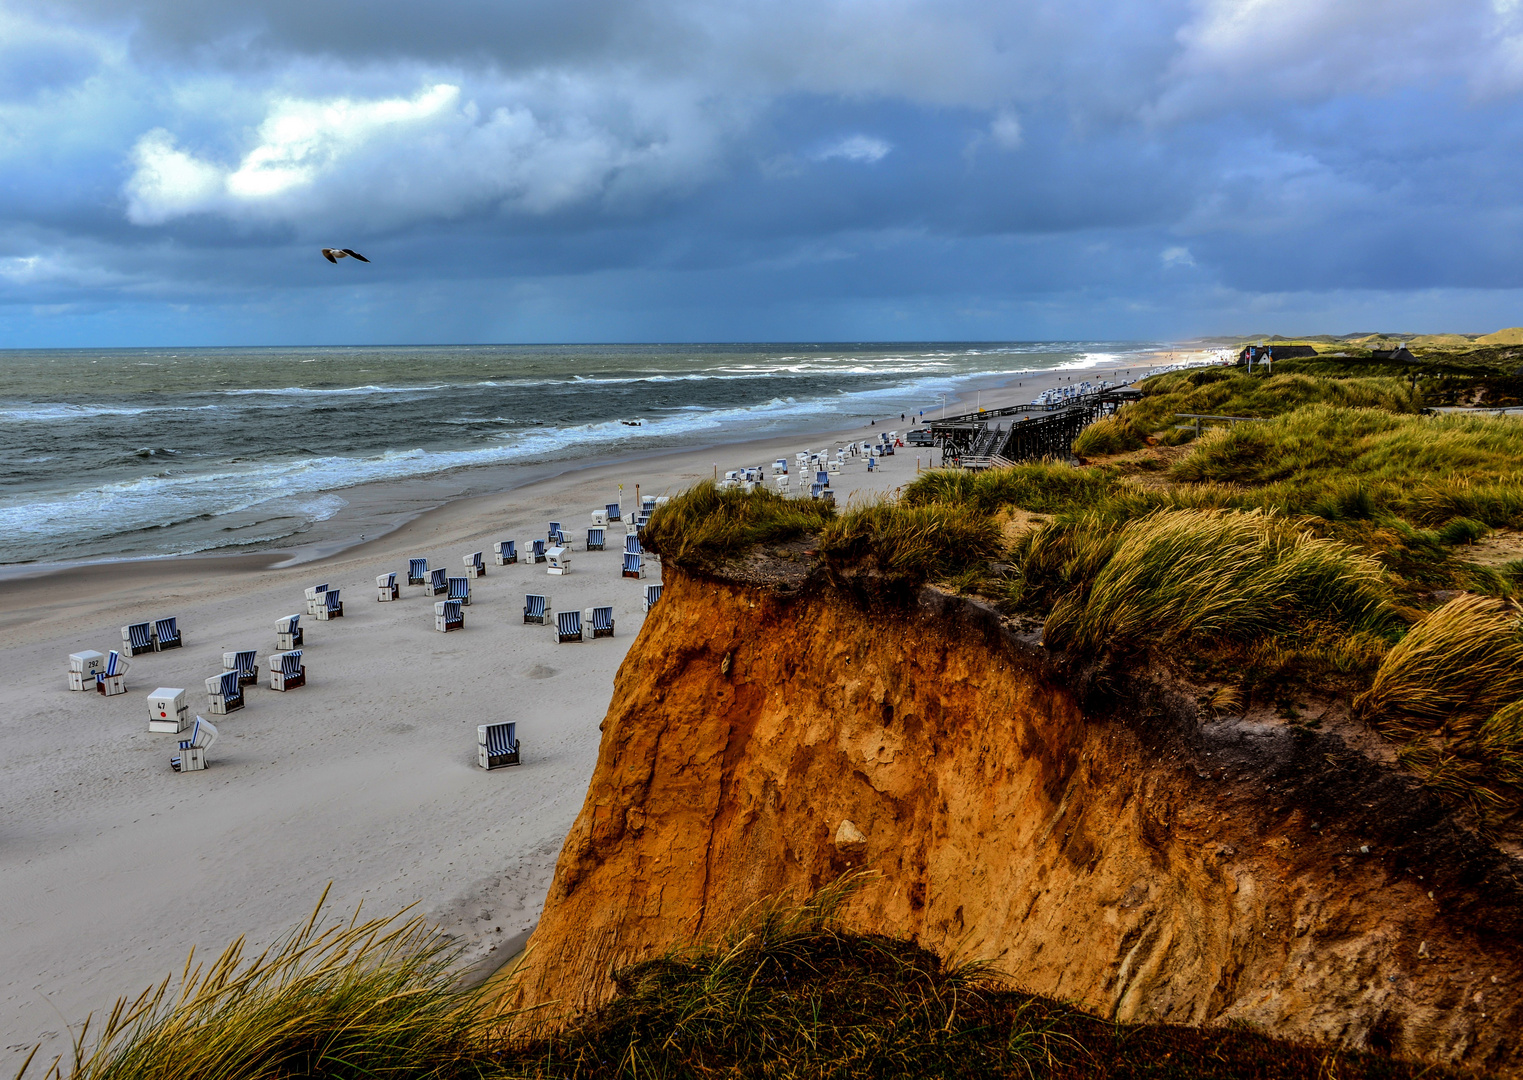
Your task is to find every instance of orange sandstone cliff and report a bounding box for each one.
[500,565,1523,1074]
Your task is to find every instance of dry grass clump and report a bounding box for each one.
[640,480,835,564]
[1024,508,1392,654]
[1071,413,1143,456]
[1396,702,1523,813]
[902,462,1120,516]
[24,892,487,1080]
[1352,594,1523,737]
[819,501,1005,588]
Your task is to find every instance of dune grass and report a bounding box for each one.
[640,481,835,564]
[1019,509,1393,655]
[818,500,1006,589]
[20,890,490,1080]
[1352,594,1523,737]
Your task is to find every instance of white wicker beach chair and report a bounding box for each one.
[546,546,571,575]
[224,650,259,685]
[587,606,614,639]
[530,539,547,564]
[377,572,399,601]
[435,599,464,632]
[557,609,584,643]
[171,715,219,773]
[276,614,303,650]
[315,588,343,620]
[622,552,645,579]
[153,617,182,651]
[94,650,129,696]
[447,576,471,605]
[463,551,486,577]
[624,535,642,555]
[477,721,520,769]
[586,527,606,551]
[408,558,429,586]
[205,670,244,714]
[606,502,622,522]
[122,621,155,656]
[643,583,663,612]
[591,509,609,527]
[494,540,518,565]
[304,584,330,616]
[269,650,306,691]
[523,593,550,624]
[148,687,189,732]
[68,650,105,691]
[428,567,449,596]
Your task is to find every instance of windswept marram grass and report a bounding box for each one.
[1030,508,1393,654]
[640,480,835,564]
[819,501,1005,587]
[23,889,490,1080]
[1353,593,1523,738]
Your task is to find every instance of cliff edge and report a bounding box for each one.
[499,564,1523,1074]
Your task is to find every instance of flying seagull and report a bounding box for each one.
[321,248,370,264]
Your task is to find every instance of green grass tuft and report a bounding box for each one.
[1026,509,1393,654]
[640,481,835,565]
[819,501,1005,589]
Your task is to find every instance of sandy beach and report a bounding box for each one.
[0,353,1199,1061]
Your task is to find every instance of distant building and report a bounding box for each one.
[1371,346,1418,363]
[1237,344,1319,363]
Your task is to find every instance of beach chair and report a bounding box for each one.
[68,650,105,691]
[625,520,640,536]
[428,567,449,596]
[447,576,471,605]
[407,558,429,586]
[377,572,399,601]
[494,540,517,565]
[820,489,836,506]
[828,461,841,474]
[171,716,218,773]
[463,551,486,577]
[586,527,606,551]
[529,539,547,564]
[811,483,827,499]
[276,614,303,650]
[774,458,788,474]
[546,546,571,575]
[224,650,259,686]
[153,617,183,651]
[590,509,609,527]
[816,470,829,486]
[523,593,550,624]
[622,552,645,579]
[315,588,344,620]
[625,535,642,555]
[269,650,305,691]
[587,606,614,639]
[477,721,520,769]
[148,687,189,733]
[776,476,790,493]
[205,670,244,714]
[866,456,876,471]
[304,584,330,616]
[122,621,155,656]
[606,502,622,522]
[557,610,584,643]
[643,583,663,612]
[94,650,129,696]
[435,599,464,632]
[547,521,563,544]
[641,495,657,515]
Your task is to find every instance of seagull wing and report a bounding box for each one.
[342,249,370,262]
[322,249,338,263]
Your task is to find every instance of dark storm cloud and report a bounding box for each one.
[1,0,1522,344]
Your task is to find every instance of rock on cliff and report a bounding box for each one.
[499,565,1523,1074]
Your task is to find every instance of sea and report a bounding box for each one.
[0,342,1154,566]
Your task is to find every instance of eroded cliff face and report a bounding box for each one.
[501,566,1523,1074]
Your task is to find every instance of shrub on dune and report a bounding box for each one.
[820,501,1005,587]
[641,480,835,563]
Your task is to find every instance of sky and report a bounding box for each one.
[1,0,1521,346]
